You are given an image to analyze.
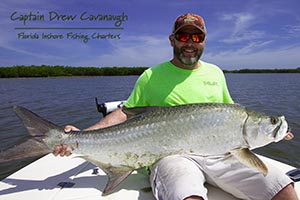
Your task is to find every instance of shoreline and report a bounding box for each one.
[0,66,300,78]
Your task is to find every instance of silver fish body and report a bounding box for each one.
[12,103,289,195]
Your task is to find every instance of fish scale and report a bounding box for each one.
[62,104,263,166]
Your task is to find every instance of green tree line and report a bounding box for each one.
[0,65,149,78]
[223,68,300,73]
[0,65,299,78]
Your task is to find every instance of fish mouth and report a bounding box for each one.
[273,116,289,142]
[284,129,294,140]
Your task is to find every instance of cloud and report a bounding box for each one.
[204,44,300,69]
[221,30,266,44]
[212,12,268,45]
[210,9,300,69]
[285,20,300,37]
[76,34,172,67]
[222,12,255,34]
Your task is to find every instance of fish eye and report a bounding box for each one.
[270,117,278,125]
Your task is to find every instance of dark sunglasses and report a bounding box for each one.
[174,32,205,43]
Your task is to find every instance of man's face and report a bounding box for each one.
[171,26,206,66]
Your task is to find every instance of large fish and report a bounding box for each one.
[2,104,290,195]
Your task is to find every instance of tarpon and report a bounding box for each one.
[1,104,290,195]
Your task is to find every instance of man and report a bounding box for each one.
[55,13,297,200]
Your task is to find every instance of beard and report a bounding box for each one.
[174,45,203,66]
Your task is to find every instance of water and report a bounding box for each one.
[0,74,299,180]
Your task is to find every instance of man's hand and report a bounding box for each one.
[53,125,80,157]
[53,144,73,156]
[64,125,80,132]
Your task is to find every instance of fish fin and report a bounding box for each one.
[13,106,61,139]
[80,156,133,196]
[102,167,133,196]
[230,148,268,175]
[141,187,152,193]
[0,138,50,164]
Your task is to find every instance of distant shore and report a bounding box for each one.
[0,66,147,78]
[0,65,299,78]
[223,68,300,73]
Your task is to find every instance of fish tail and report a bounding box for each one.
[0,106,61,164]
[13,106,61,139]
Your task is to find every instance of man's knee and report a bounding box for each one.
[272,183,298,200]
[184,195,204,200]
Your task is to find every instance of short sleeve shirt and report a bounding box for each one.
[125,61,233,107]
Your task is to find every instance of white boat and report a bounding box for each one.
[1,101,299,199]
[0,153,299,199]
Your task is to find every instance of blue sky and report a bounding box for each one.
[0,0,300,70]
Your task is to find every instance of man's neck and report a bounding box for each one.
[170,58,200,70]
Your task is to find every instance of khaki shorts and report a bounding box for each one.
[150,154,292,200]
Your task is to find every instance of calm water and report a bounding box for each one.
[0,74,299,180]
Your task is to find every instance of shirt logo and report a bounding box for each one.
[203,81,218,86]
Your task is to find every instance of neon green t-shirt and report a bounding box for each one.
[125,61,233,107]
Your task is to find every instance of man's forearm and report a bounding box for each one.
[84,108,128,131]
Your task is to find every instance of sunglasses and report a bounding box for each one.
[174,32,205,43]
